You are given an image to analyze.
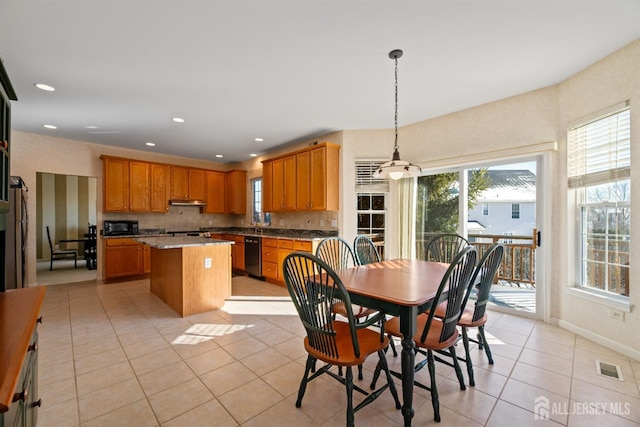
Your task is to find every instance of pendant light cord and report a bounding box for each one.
[394,54,399,152]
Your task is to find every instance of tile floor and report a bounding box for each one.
[36,278,640,426]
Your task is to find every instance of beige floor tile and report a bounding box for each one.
[243,398,318,426]
[184,347,236,376]
[76,360,136,396]
[436,376,497,425]
[148,378,214,423]
[575,336,630,359]
[72,335,122,360]
[130,347,182,376]
[524,335,575,360]
[510,361,571,397]
[241,347,292,377]
[273,336,308,360]
[39,359,75,387]
[36,397,80,427]
[285,376,347,424]
[222,335,270,360]
[572,354,640,397]
[467,348,517,378]
[74,346,128,376]
[489,315,536,336]
[517,348,575,376]
[217,378,284,424]
[122,334,171,359]
[169,335,220,359]
[252,323,296,346]
[486,400,562,426]
[78,377,145,423]
[483,339,524,361]
[260,361,306,398]
[39,377,77,408]
[500,378,569,425]
[137,360,196,397]
[485,327,530,347]
[567,399,640,427]
[464,366,508,398]
[82,398,158,427]
[411,398,482,426]
[162,399,238,427]
[570,378,640,423]
[200,360,258,397]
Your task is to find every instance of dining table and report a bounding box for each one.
[333,258,449,427]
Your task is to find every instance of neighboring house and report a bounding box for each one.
[468,170,536,239]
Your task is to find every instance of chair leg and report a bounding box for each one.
[357,364,363,381]
[295,356,314,408]
[345,367,355,427]
[389,334,398,357]
[427,350,441,423]
[477,326,493,364]
[461,327,475,387]
[448,345,466,391]
[74,253,77,269]
[378,350,401,409]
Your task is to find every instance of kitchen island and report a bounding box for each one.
[138,236,233,317]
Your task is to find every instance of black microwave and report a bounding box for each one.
[104,220,139,236]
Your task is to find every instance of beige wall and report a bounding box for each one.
[10,38,640,359]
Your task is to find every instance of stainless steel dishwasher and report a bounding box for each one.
[244,236,262,278]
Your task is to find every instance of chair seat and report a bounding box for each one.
[432,302,487,328]
[54,249,77,256]
[304,321,388,367]
[332,301,377,319]
[386,314,460,351]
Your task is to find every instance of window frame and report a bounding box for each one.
[511,203,520,219]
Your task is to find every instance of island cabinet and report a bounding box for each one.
[203,171,226,214]
[0,287,46,427]
[261,142,340,213]
[170,166,206,201]
[224,170,247,214]
[103,238,150,280]
[145,237,232,317]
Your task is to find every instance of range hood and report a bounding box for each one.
[169,199,207,206]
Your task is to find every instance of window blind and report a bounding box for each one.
[355,160,390,193]
[568,102,630,189]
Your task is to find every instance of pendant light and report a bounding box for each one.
[373,49,422,180]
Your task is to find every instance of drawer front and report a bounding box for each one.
[262,261,278,279]
[262,247,278,263]
[105,238,138,246]
[262,237,278,247]
[278,239,293,249]
[293,240,313,252]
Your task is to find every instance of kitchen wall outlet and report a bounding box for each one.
[331,220,337,227]
[608,308,625,321]
[208,220,213,225]
[320,219,325,227]
[279,219,285,226]
[204,258,212,269]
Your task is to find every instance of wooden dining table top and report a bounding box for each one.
[334,259,449,308]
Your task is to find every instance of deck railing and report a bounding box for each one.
[416,230,538,288]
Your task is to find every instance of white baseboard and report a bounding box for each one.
[558,319,640,362]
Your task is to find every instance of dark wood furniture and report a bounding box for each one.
[333,259,449,427]
[46,226,77,270]
[0,287,45,426]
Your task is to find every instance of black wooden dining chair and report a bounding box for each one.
[46,226,78,271]
[432,243,504,386]
[316,236,376,380]
[373,246,477,422]
[423,233,470,263]
[353,235,382,265]
[282,252,401,427]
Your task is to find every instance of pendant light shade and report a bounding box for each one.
[372,49,421,180]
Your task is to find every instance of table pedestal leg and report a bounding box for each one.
[399,306,417,426]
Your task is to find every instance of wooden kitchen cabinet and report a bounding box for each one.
[129,160,151,212]
[170,166,206,200]
[261,238,278,280]
[297,144,340,211]
[262,142,340,213]
[263,238,315,284]
[103,157,130,212]
[103,238,150,280]
[150,163,169,212]
[225,170,247,214]
[204,171,226,214]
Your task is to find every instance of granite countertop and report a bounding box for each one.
[137,236,234,249]
[101,227,338,241]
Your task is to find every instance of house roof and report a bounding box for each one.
[479,170,537,202]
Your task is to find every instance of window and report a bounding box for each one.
[251,178,269,224]
[482,203,489,216]
[568,102,630,297]
[511,203,520,219]
[355,161,389,259]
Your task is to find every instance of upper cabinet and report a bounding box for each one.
[263,142,340,213]
[225,170,247,214]
[102,156,131,212]
[129,161,151,212]
[150,163,169,212]
[170,166,206,201]
[204,171,226,214]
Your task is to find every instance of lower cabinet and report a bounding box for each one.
[0,288,45,427]
[263,237,315,284]
[262,238,278,281]
[103,238,151,279]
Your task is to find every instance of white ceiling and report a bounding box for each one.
[1,1,639,163]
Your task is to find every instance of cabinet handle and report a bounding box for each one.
[12,388,28,403]
[37,316,43,324]
[32,399,42,408]
[28,342,38,353]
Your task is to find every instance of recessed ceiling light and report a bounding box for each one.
[145,142,156,147]
[85,125,98,129]
[255,138,263,142]
[172,117,185,123]
[43,124,57,129]
[34,83,55,92]
[215,154,223,158]
[250,154,258,157]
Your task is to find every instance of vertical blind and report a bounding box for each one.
[567,101,630,188]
